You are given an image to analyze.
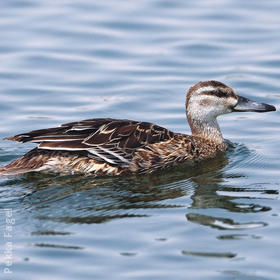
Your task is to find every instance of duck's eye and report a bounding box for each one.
[213,89,227,98]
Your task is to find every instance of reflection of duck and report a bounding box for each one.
[186,143,275,232]
[0,80,276,175]
[16,145,274,227]
[20,151,230,225]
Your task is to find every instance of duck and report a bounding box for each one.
[0,80,276,176]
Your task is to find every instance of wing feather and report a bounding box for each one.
[4,118,174,167]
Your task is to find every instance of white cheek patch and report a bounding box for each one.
[187,95,214,120]
[195,86,216,95]
[187,94,230,119]
[227,97,238,107]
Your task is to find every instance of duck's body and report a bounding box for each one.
[0,81,276,176]
[0,119,226,175]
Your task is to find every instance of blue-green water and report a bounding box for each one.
[0,1,280,279]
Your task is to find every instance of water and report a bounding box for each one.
[0,0,280,279]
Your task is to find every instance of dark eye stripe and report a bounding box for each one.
[203,90,236,99]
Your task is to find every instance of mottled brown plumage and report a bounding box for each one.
[0,80,276,176]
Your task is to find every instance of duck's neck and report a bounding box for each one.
[187,115,224,145]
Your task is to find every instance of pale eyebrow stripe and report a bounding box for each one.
[195,86,216,94]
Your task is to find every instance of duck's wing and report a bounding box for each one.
[4,118,174,167]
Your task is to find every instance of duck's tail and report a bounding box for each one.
[0,165,35,176]
[0,148,44,176]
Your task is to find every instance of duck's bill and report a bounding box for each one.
[233,96,276,113]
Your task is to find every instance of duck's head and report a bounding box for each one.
[186,80,276,142]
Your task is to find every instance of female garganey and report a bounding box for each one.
[0,81,276,176]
